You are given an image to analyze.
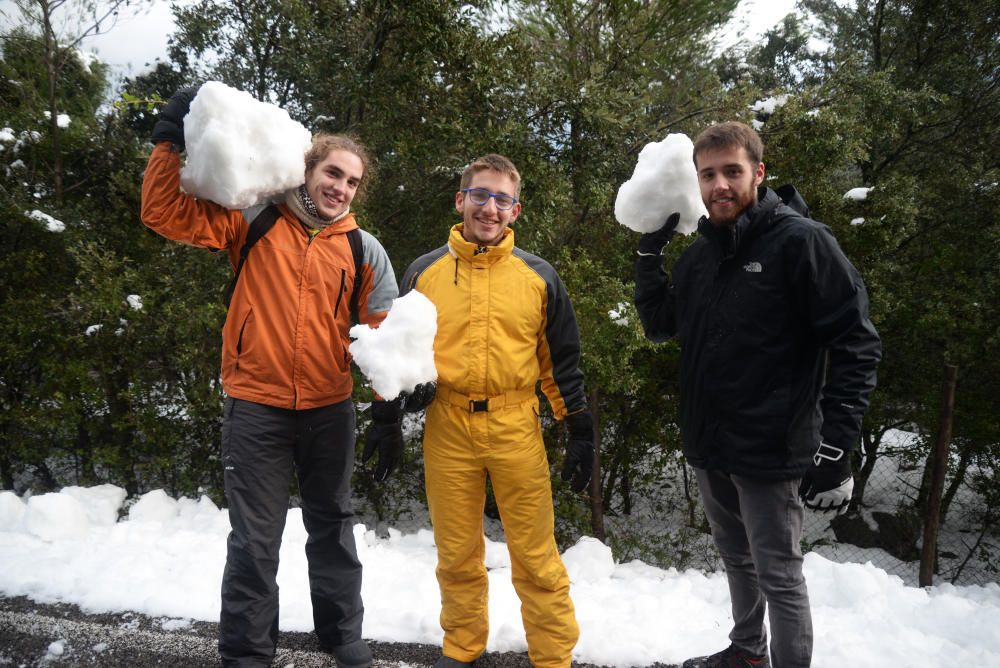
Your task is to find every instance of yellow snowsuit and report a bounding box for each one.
[401,225,587,667]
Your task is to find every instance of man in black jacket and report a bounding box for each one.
[634,122,881,668]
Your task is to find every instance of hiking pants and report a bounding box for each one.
[218,397,363,666]
[694,467,813,668]
[423,392,579,668]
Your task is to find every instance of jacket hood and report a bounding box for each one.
[448,224,514,264]
[698,186,782,254]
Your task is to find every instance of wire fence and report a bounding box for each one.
[800,445,999,587]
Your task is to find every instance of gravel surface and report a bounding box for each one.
[1,595,672,667]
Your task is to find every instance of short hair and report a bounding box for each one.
[304,133,373,202]
[459,153,521,197]
[693,122,764,167]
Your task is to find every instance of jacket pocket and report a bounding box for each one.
[333,268,347,317]
[235,307,253,369]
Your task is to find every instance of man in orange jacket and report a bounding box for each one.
[141,88,400,668]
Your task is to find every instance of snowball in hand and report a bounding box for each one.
[180,81,313,209]
[349,291,438,401]
[614,133,707,235]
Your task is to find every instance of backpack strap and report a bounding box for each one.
[347,228,364,325]
[224,204,280,309]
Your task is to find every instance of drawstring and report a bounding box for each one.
[453,257,459,285]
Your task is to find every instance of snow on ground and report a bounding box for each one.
[1,478,998,667]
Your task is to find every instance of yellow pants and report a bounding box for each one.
[423,394,579,667]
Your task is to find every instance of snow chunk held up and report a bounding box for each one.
[181,81,313,209]
[563,536,615,583]
[844,187,873,201]
[349,290,438,401]
[615,133,706,235]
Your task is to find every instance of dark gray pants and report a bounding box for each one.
[694,468,812,668]
[219,397,363,667]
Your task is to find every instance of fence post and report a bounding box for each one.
[919,364,958,587]
[588,388,606,542]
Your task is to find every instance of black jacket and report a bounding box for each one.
[635,186,881,480]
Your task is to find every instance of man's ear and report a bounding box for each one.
[509,201,521,223]
[454,190,464,214]
[754,162,766,187]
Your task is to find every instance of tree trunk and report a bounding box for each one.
[587,388,605,542]
[41,1,64,204]
[919,364,958,587]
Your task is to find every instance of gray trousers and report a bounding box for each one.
[694,468,812,668]
[219,397,363,666]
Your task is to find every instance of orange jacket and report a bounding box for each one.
[141,142,397,409]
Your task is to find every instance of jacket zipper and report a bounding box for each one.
[293,233,319,409]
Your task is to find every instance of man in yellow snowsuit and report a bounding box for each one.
[398,154,594,668]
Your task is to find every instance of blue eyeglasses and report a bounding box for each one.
[461,188,518,211]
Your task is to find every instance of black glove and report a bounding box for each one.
[799,442,854,515]
[362,399,404,482]
[637,213,681,256]
[150,87,198,150]
[562,411,595,493]
[400,382,436,413]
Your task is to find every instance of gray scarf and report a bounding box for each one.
[284,185,349,230]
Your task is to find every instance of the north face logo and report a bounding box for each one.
[743,261,763,273]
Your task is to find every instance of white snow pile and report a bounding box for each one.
[349,290,438,400]
[844,187,872,201]
[180,81,313,209]
[26,209,65,232]
[2,484,1000,666]
[615,133,707,235]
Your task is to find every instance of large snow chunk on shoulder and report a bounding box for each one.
[563,536,615,583]
[127,489,179,523]
[0,490,26,532]
[615,133,707,235]
[349,290,438,401]
[24,492,90,541]
[61,484,126,527]
[181,81,313,209]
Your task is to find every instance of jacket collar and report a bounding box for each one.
[447,224,514,265]
[698,186,782,256]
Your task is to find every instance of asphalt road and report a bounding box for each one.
[0,595,677,667]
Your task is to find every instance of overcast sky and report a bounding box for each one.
[2,0,800,81]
